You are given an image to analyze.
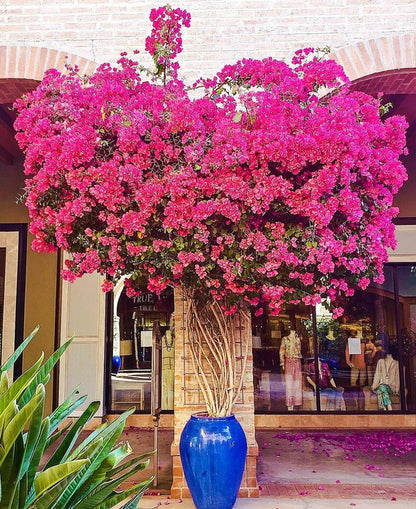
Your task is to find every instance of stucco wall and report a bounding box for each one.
[0,0,416,82]
[0,159,57,412]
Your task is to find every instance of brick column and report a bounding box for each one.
[171,289,259,499]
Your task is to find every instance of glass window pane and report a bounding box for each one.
[111,286,174,412]
[0,248,5,356]
[315,311,347,411]
[319,266,400,412]
[252,304,314,412]
[397,266,416,411]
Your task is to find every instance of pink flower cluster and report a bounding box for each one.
[145,5,190,79]
[14,5,408,315]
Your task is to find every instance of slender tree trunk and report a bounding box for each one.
[185,292,250,417]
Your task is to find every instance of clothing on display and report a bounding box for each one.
[371,355,399,410]
[306,360,343,411]
[279,331,302,408]
[346,338,367,387]
[371,355,399,393]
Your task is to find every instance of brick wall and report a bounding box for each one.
[171,289,259,499]
[1,1,416,84]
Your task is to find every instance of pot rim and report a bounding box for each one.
[190,412,237,421]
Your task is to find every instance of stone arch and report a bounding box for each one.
[330,34,416,89]
[0,45,96,103]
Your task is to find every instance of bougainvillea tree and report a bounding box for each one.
[14,6,407,416]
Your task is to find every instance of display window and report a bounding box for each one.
[0,248,5,356]
[252,265,416,414]
[252,303,313,412]
[109,284,175,413]
[396,266,416,411]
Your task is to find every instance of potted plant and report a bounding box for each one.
[14,5,407,509]
[0,326,153,508]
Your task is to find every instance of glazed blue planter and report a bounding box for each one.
[112,355,121,374]
[179,413,247,509]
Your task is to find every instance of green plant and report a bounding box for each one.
[0,326,153,508]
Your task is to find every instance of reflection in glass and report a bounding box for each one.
[0,248,5,356]
[110,284,175,412]
[252,266,405,414]
[317,266,400,412]
[252,304,313,412]
[397,266,416,411]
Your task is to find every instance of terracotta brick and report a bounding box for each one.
[0,1,414,97]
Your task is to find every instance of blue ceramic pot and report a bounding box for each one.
[112,355,121,374]
[179,413,247,509]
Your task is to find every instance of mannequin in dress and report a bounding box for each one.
[279,328,302,410]
[306,359,344,411]
[371,351,399,411]
[319,327,340,369]
[345,331,366,410]
[345,332,367,386]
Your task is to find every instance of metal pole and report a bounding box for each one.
[153,413,159,487]
[151,320,162,486]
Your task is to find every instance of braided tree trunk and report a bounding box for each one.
[185,292,250,417]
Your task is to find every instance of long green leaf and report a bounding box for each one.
[121,479,153,509]
[74,471,152,509]
[1,326,40,374]
[0,390,44,468]
[27,417,50,492]
[0,371,9,396]
[1,432,24,508]
[43,401,100,470]
[19,337,74,407]
[53,420,127,509]
[33,460,89,498]
[0,399,18,441]
[67,422,107,461]
[75,442,133,500]
[44,421,71,450]
[25,471,78,509]
[70,437,104,464]
[19,385,45,481]
[0,356,44,416]
[105,451,154,479]
[16,470,28,509]
[47,389,87,436]
[96,477,152,509]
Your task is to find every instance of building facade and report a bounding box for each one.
[2,0,416,497]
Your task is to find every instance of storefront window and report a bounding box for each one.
[397,266,416,411]
[110,285,175,413]
[317,267,399,412]
[252,303,313,412]
[252,266,410,413]
[0,248,5,355]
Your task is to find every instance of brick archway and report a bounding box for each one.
[330,34,416,86]
[0,45,96,103]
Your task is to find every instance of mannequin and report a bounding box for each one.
[371,352,399,411]
[306,359,343,411]
[327,328,335,341]
[376,324,390,355]
[320,327,339,367]
[279,328,302,410]
[345,331,366,410]
[364,337,377,387]
[345,332,367,386]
